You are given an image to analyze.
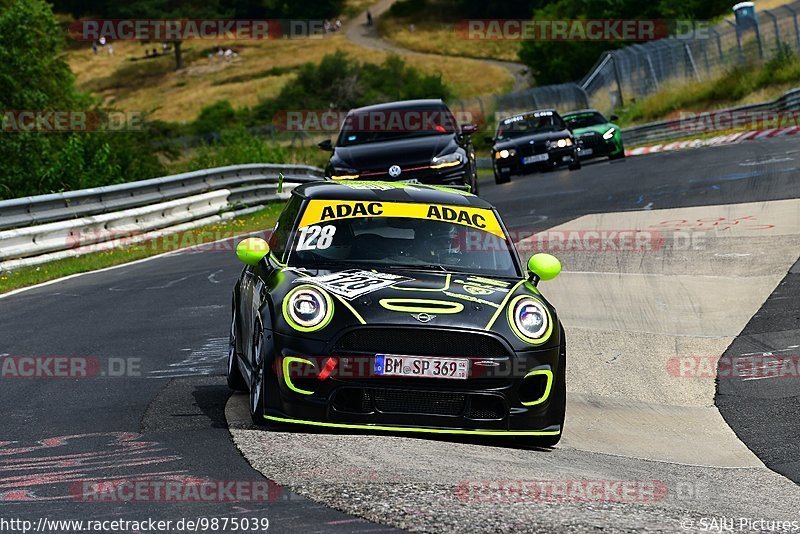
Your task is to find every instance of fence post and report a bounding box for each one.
[784,4,800,51]
[684,42,700,81]
[645,51,660,91]
[710,28,724,64]
[762,10,782,49]
[611,52,624,107]
[728,20,745,63]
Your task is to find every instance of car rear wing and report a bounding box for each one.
[277,173,330,193]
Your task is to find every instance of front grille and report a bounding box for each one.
[579,133,604,149]
[333,328,510,358]
[373,389,466,415]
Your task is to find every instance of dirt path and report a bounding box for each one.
[344,0,530,92]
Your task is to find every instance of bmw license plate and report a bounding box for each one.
[581,148,593,156]
[375,354,468,380]
[522,153,549,164]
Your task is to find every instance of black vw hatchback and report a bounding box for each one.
[318,99,480,193]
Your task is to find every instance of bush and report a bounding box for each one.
[389,0,428,17]
[183,128,289,171]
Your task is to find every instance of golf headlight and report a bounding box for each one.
[548,138,573,148]
[603,127,615,140]
[331,167,359,180]
[508,296,551,343]
[431,152,464,168]
[495,148,517,159]
[283,286,334,331]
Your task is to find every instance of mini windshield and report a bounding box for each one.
[288,201,519,277]
[496,112,565,140]
[564,112,608,129]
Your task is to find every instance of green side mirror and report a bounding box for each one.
[236,237,270,266]
[527,253,561,282]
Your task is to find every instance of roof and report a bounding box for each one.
[562,109,600,116]
[348,99,447,114]
[293,181,494,209]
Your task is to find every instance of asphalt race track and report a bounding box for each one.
[2,137,800,531]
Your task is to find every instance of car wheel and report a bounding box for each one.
[517,325,566,448]
[568,155,582,171]
[227,307,247,391]
[494,169,510,185]
[249,318,267,427]
[609,150,626,160]
[471,170,480,195]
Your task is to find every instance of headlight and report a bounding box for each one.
[331,168,359,180]
[547,138,573,149]
[495,148,516,159]
[507,296,552,344]
[283,285,334,332]
[430,152,464,169]
[603,127,616,140]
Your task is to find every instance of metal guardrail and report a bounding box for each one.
[621,86,800,146]
[0,163,324,270]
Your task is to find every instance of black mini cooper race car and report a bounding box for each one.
[227,181,566,446]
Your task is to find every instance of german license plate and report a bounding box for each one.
[581,148,593,156]
[523,153,549,164]
[374,354,468,380]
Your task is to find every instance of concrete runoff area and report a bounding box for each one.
[228,197,800,530]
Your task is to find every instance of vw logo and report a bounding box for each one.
[388,165,402,178]
[411,313,435,323]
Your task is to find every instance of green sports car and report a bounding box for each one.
[227,180,566,447]
[563,109,625,160]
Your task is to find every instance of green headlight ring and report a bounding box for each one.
[282,284,334,333]
[282,356,316,395]
[507,295,553,345]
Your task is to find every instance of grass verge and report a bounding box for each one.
[0,203,283,295]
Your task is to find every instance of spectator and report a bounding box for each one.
[335,19,342,31]
[367,10,373,26]
[323,19,331,33]
[99,36,106,46]
[107,44,113,56]
[92,41,98,55]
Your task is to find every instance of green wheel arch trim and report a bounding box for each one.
[264,415,560,436]
[521,368,554,406]
[281,285,334,333]
[281,356,316,395]
[506,295,554,345]
[378,298,464,314]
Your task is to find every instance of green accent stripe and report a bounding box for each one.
[282,357,315,395]
[485,280,524,330]
[521,368,554,406]
[333,294,367,325]
[264,415,560,436]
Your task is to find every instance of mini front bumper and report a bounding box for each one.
[261,330,562,434]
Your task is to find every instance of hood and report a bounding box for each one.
[493,129,572,151]
[571,123,616,137]
[332,135,457,171]
[269,267,559,352]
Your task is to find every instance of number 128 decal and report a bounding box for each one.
[296,225,337,251]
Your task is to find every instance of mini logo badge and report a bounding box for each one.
[411,313,435,323]
[388,165,402,178]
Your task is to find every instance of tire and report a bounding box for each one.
[609,150,626,160]
[226,307,247,392]
[494,169,510,185]
[470,168,480,196]
[568,154,582,171]
[517,326,566,448]
[248,318,267,426]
